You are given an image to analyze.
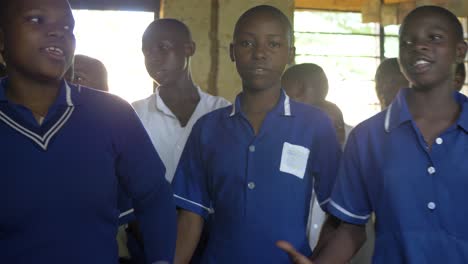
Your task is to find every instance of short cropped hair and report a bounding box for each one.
[143,18,192,43]
[401,5,464,42]
[234,5,293,46]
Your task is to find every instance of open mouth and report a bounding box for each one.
[43,46,65,59]
[410,58,432,73]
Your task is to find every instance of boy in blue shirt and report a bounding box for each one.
[278,5,468,264]
[0,0,176,263]
[172,5,341,264]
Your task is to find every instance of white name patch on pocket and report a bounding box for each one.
[279,142,310,179]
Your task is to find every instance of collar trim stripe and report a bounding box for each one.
[0,106,74,151]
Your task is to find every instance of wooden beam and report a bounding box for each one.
[295,0,365,12]
[383,0,413,3]
[69,0,159,11]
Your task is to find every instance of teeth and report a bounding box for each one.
[414,60,429,66]
[45,47,64,56]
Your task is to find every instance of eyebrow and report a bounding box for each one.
[237,32,285,38]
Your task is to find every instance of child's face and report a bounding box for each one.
[73,56,108,92]
[142,24,192,87]
[377,74,408,108]
[399,10,467,90]
[284,82,320,106]
[230,12,294,91]
[0,0,76,81]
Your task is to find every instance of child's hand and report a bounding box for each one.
[276,241,315,264]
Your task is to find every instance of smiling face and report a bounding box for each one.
[230,9,294,92]
[142,20,193,87]
[0,0,76,82]
[398,7,467,91]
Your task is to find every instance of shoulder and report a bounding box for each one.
[72,84,130,109]
[70,84,138,123]
[190,104,232,134]
[199,89,232,110]
[131,94,154,113]
[346,109,388,147]
[289,99,333,127]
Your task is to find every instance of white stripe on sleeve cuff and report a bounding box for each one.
[330,200,370,220]
[174,194,214,214]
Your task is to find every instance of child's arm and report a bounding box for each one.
[171,118,212,263]
[277,222,366,264]
[174,210,204,264]
[114,101,177,263]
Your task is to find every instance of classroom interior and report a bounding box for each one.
[1,0,467,126]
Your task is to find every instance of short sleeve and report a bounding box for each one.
[327,130,372,225]
[172,119,212,220]
[310,114,342,212]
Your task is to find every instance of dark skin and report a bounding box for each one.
[142,20,199,127]
[174,11,294,264]
[229,11,294,134]
[277,8,468,264]
[399,9,467,149]
[0,0,75,123]
[72,54,108,92]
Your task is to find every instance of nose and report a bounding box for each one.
[252,44,267,60]
[47,24,68,39]
[411,38,429,52]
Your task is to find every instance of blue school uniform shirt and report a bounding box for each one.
[328,88,468,263]
[0,79,176,264]
[172,90,341,263]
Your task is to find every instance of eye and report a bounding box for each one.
[27,16,43,24]
[159,43,170,50]
[430,34,443,41]
[268,41,281,48]
[239,40,254,47]
[400,39,413,47]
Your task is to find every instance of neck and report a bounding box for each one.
[6,72,61,115]
[241,83,282,115]
[158,72,198,102]
[406,82,459,120]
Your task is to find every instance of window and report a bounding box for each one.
[294,10,468,126]
[72,10,154,103]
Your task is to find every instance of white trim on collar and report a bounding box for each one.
[229,103,236,117]
[384,102,393,133]
[0,106,74,150]
[0,83,75,150]
[65,82,74,106]
[283,94,291,116]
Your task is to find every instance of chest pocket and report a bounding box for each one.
[279,142,310,179]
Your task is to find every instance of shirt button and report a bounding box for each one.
[247,182,256,190]
[249,145,255,152]
[427,166,436,175]
[313,224,319,229]
[435,137,443,145]
[427,202,436,210]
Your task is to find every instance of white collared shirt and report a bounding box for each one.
[132,86,231,183]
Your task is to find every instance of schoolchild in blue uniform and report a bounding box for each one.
[0,0,176,263]
[172,5,341,264]
[278,5,468,264]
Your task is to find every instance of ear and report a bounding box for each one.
[229,43,235,62]
[456,41,467,64]
[185,41,196,57]
[288,46,296,65]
